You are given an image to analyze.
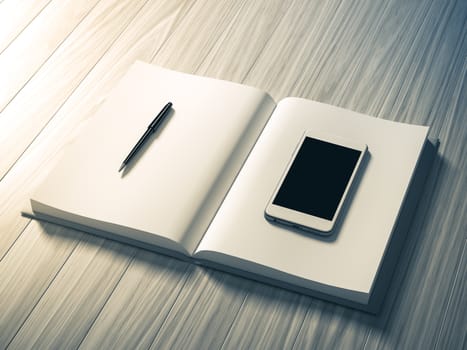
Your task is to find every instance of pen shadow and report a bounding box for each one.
[271,150,371,243]
[120,107,175,177]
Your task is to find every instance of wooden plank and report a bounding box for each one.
[148,268,250,350]
[78,251,190,350]
[0,0,101,111]
[0,0,52,54]
[153,0,247,73]
[244,0,371,101]
[219,287,310,350]
[0,222,82,347]
[358,1,467,346]
[196,0,292,82]
[7,233,136,349]
[292,301,371,349]
[0,0,152,181]
[435,240,467,350]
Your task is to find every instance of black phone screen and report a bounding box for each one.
[272,136,362,220]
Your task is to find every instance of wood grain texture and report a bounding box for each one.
[293,301,372,350]
[219,286,310,350]
[0,0,52,54]
[149,269,250,350]
[154,0,247,72]
[0,0,151,180]
[435,240,467,350]
[0,0,100,111]
[0,222,83,348]
[0,0,465,349]
[7,235,136,349]
[196,0,292,82]
[79,251,189,350]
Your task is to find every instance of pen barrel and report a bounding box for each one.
[122,128,152,164]
[120,102,172,170]
[149,102,172,129]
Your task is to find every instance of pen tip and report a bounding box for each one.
[118,163,125,172]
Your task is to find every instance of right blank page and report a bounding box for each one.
[195,98,429,305]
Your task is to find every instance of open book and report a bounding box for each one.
[25,61,435,312]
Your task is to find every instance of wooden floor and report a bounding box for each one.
[0,0,465,349]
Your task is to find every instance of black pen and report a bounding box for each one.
[118,102,172,172]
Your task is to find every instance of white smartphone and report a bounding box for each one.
[265,130,367,234]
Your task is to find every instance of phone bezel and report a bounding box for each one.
[265,130,367,235]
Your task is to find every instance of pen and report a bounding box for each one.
[118,102,172,172]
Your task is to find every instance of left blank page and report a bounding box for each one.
[31,61,275,255]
